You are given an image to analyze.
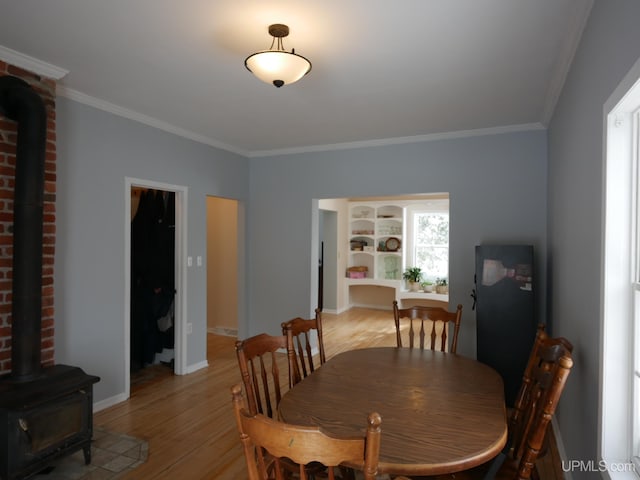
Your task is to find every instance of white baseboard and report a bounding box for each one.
[348,302,393,311]
[552,417,570,480]
[185,360,209,374]
[93,392,128,413]
[208,327,238,337]
[320,304,354,314]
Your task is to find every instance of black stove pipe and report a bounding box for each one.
[0,75,46,381]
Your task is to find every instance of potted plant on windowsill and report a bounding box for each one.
[421,280,434,293]
[403,267,423,292]
[436,278,449,294]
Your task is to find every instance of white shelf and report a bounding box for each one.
[349,202,405,281]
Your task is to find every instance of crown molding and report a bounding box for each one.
[0,45,69,80]
[56,86,249,157]
[55,85,546,159]
[540,0,594,126]
[247,123,546,158]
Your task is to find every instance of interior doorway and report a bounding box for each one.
[316,194,449,314]
[206,196,239,337]
[125,178,187,399]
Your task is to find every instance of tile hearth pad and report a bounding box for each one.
[32,427,148,480]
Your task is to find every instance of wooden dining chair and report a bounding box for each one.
[231,383,390,480]
[495,328,573,480]
[425,327,573,480]
[508,326,573,452]
[281,308,326,379]
[392,301,463,353]
[234,333,299,419]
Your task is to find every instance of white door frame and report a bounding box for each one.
[124,177,188,399]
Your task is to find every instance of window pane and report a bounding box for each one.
[416,246,448,278]
[416,214,449,245]
[414,213,449,280]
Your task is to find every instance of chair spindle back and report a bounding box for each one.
[393,301,463,353]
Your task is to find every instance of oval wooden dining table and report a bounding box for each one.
[278,347,508,477]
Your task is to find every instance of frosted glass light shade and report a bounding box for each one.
[245,50,311,88]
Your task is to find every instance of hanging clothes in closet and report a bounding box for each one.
[130,188,176,372]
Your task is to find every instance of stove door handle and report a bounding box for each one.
[18,418,32,444]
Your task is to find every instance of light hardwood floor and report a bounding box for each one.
[94,307,563,479]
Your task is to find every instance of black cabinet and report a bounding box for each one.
[475,245,537,407]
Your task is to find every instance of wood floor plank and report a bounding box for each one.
[94,307,563,479]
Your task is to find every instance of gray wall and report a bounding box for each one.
[248,130,548,358]
[547,1,640,474]
[55,98,249,403]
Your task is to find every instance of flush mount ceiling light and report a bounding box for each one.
[244,24,312,88]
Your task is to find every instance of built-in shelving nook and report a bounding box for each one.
[346,195,449,309]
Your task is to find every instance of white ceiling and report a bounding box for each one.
[0,0,593,157]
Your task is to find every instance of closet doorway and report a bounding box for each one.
[125,178,187,398]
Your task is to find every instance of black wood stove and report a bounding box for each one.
[0,76,99,480]
[0,365,98,480]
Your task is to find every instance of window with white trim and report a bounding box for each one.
[405,201,449,283]
[412,212,449,282]
[601,73,640,479]
[633,107,640,462]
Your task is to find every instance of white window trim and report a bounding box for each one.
[633,109,640,461]
[601,59,640,480]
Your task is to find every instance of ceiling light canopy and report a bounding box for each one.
[245,24,312,88]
